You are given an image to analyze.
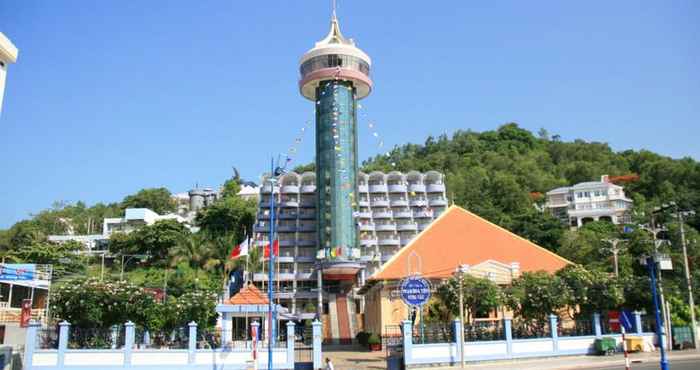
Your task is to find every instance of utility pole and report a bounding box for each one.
[647,256,670,370]
[456,264,468,369]
[650,212,672,351]
[677,207,698,350]
[603,239,625,277]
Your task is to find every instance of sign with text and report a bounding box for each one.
[399,276,431,307]
[0,264,36,281]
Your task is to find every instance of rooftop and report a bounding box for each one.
[370,205,571,281]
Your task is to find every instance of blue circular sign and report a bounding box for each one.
[400,277,431,307]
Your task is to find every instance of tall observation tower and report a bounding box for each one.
[299,12,372,270]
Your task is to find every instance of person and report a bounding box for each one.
[324,357,334,370]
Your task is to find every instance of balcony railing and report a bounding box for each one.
[393,210,412,218]
[298,224,316,232]
[376,224,397,231]
[359,223,375,231]
[277,224,297,232]
[297,239,317,247]
[373,211,393,219]
[360,239,378,246]
[397,223,418,231]
[357,184,369,193]
[281,185,300,193]
[298,212,316,219]
[408,183,426,193]
[388,184,408,193]
[369,184,388,193]
[379,238,400,246]
[426,183,446,192]
[301,185,316,193]
[280,200,300,208]
[412,211,433,218]
[410,199,428,207]
[429,198,448,206]
[371,199,390,207]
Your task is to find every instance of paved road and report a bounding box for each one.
[580,358,699,370]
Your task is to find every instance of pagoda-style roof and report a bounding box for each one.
[227,283,269,305]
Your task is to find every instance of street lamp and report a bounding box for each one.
[602,239,626,277]
[119,254,150,280]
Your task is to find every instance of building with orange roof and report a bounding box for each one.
[360,205,572,333]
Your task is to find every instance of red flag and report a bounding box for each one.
[263,239,279,258]
[230,238,250,260]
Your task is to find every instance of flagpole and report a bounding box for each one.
[268,157,275,370]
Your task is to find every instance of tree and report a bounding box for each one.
[437,274,503,323]
[121,188,177,215]
[505,271,569,322]
[556,265,624,319]
[195,196,256,240]
[9,241,87,279]
[109,220,191,265]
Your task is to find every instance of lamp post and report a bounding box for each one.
[602,239,625,277]
[646,256,670,370]
[671,204,698,351]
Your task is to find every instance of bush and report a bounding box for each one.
[356,331,369,345]
[367,333,381,345]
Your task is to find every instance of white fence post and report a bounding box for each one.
[124,321,134,367]
[286,321,295,368]
[23,321,39,370]
[312,320,323,369]
[188,321,197,365]
[504,318,513,357]
[549,315,559,354]
[57,321,70,367]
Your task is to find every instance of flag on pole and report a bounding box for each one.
[230,237,250,260]
[263,239,279,259]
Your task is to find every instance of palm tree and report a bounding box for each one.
[169,234,211,269]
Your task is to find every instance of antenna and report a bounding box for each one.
[332,0,337,19]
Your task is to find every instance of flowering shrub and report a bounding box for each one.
[51,278,217,334]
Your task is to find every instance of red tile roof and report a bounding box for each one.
[227,283,270,305]
[371,206,571,281]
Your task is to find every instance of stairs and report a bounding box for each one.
[335,293,353,344]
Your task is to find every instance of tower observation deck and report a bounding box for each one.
[299,14,372,270]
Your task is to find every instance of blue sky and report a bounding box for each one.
[1,1,698,228]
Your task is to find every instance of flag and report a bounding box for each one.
[263,239,279,259]
[230,238,250,260]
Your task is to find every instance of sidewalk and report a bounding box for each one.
[426,350,700,370]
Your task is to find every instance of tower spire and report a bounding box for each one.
[332,0,337,19]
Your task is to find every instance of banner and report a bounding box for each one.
[0,264,36,281]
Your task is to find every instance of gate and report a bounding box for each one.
[294,325,313,370]
[384,325,404,370]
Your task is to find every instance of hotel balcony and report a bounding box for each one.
[410,199,428,207]
[355,211,371,219]
[360,238,378,246]
[296,272,314,280]
[397,223,418,231]
[275,291,295,300]
[297,224,317,232]
[360,254,380,263]
[369,184,388,193]
[280,200,300,208]
[359,223,375,231]
[400,237,414,245]
[393,210,412,218]
[299,199,316,208]
[375,223,397,232]
[379,237,400,246]
[390,199,409,207]
[278,213,298,220]
[278,272,297,281]
[412,211,433,218]
[254,224,269,233]
[261,186,279,194]
[279,239,296,247]
[429,198,448,206]
[281,185,300,193]
[371,199,390,207]
[372,211,393,219]
[295,291,318,299]
[358,200,370,207]
[296,255,315,263]
[408,183,426,193]
[381,254,393,262]
[298,211,316,219]
[301,185,316,193]
[259,200,273,208]
[427,183,446,193]
[388,184,408,193]
[418,223,431,230]
[277,256,295,263]
[297,239,317,247]
[357,184,369,193]
[277,224,297,232]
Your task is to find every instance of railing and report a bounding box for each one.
[511,319,551,339]
[37,328,59,349]
[464,320,504,341]
[413,323,453,344]
[559,319,594,337]
[69,326,123,349]
[134,326,188,349]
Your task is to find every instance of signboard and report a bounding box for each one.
[399,276,431,307]
[620,310,634,332]
[20,299,32,328]
[0,264,36,281]
[608,310,620,332]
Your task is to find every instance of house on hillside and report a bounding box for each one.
[358,205,572,334]
[544,175,633,229]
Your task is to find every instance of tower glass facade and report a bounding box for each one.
[315,80,358,260]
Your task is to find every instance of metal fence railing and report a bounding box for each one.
[69,327,122,349]
[134,326,188,350]
[37,328,59,349]
[511,320,551,339]
[559,319,594,337]
[413,323,453,344]
[464,320,504,341]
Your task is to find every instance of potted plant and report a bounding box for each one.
[355,331,369,346]
[367,333,381,351]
